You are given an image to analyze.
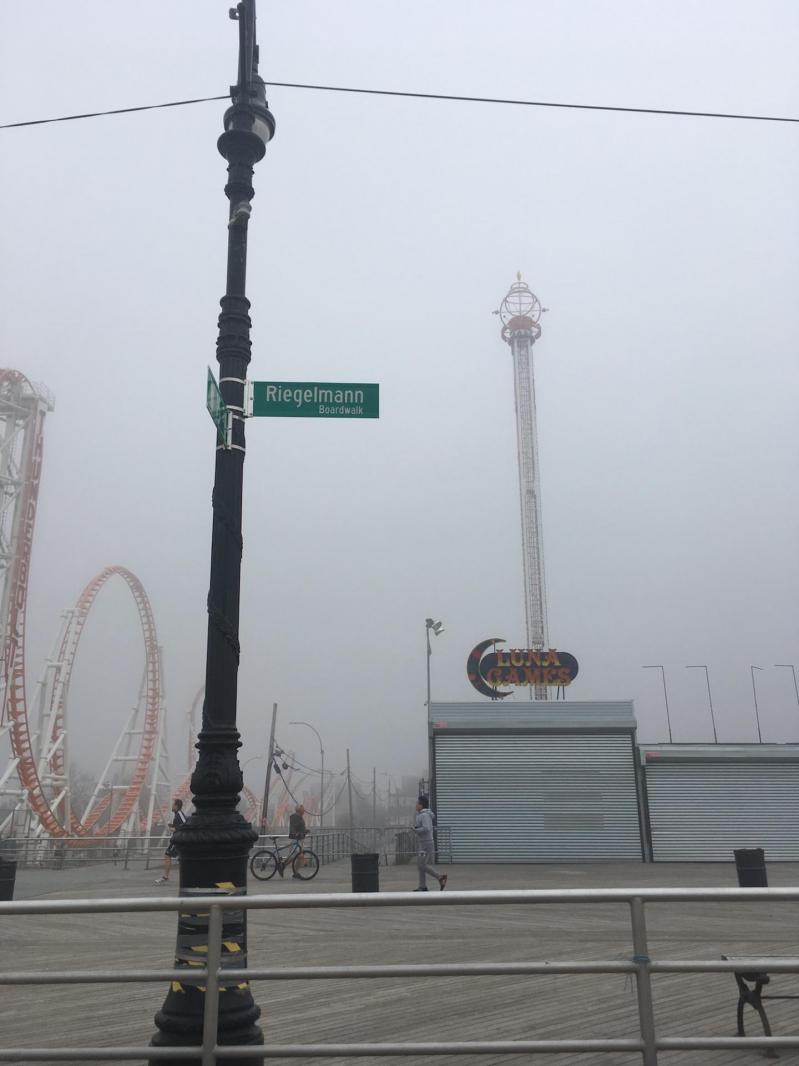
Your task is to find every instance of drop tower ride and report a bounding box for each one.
[497,274,549,700]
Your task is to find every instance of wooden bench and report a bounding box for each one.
[723,955,799,1058]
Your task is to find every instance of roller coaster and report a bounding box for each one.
[0,370,172,840]
[0,370,316,842]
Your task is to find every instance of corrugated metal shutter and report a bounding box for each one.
[434,733,642,862]
[646,761,799,861]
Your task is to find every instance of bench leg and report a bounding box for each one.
[735,976,778,1057]
[750,979,778,1059]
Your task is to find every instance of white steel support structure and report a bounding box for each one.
[0,373,54,834]
[497,276,549,700]
[143,647,172,848]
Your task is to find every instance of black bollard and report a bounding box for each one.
[351,852,379,892]
[0,838,18,901]
[734,847,768,887]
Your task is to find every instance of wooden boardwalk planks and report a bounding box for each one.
[1,858,799,1064]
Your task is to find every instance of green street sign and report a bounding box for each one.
[206,367,229,446]
[248,381,379,420]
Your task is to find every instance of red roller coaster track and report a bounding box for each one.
[1,369,162,837]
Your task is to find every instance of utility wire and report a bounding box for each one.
[1,82,797,131]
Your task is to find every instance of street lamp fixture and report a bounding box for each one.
[775,665,799,717]
[686,665,718,744]
[642,665,673,744]
[425,618,445,793]
[290,721,325,829]
[751,666,764,743]
[425,618,445,709]
[151,2,273,1061]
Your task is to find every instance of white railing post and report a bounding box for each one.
[201,903,223,1066]
[629,897,658,1065]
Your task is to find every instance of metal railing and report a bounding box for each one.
[11,833,170,870]
[3,885,799,1063]
[276,825,453,866]
[8,826,453,870]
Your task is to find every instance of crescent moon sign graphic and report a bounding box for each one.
[466,638,512,699]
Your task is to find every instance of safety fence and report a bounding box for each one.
[2,885,799,1063]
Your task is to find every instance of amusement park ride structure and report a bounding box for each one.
[496,275,550,700]
[0,370,172,841]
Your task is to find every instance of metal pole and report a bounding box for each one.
[320,744,325,832]
[261,702,278,831]
[152,3,274,1060]
[776,665,799,721]
[425,623,432,715]
[289,720,324,829]
[629,897,658,1065]
[686,665,717,744]
[751,666,763,743]
[372,767,377,851]
[346,748,354,829]
[642,666,672,744]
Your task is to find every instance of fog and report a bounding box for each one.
[1,1,797,803]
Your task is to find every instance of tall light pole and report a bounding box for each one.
[290,720,324,829]
[751,666,764,743]
[686,665,718,743]
[260,702,278,832]
[425,618,444,713]
[425,618,444,789]
[152,3,274,1060]
[642,665,673,743]
[775,665,799,719]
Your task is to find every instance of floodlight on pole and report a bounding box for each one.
[425,618,445,710]
[425,618,444,789]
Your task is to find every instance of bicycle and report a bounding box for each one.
[249,835,320,881]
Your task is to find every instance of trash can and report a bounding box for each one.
[351,852,379,893]
[734,847,767,888]
[0,838,18,902]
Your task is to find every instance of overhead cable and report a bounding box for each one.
[1,82,797,131]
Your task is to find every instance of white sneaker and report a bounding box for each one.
[154,877,168,885]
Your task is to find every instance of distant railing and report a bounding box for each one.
[7,825,454,871]
[12,833,171,870]
[269,825,453,866]
[2,886,799,1063]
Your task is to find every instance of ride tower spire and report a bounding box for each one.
[497,275,549,700]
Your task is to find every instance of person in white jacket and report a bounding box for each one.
[413,795,447,892]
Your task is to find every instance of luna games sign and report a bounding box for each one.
[467,638,579,699]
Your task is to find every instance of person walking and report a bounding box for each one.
[413,795,447,892]
[287,803,307,879]
[155,798,187,885]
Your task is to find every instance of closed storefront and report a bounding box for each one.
[642,745,799,861]
[430,702,644,863]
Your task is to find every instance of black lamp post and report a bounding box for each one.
[151,3,274,1062]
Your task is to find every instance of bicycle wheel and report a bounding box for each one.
[250,849,279,881]
[292,848,319,880]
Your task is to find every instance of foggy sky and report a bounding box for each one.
[1,1,797,800]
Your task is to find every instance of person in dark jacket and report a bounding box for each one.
[287,803,307,879]
[413,795,447,891]
[155,798,187,885]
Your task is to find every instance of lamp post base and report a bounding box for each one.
[150,807,262,1066]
